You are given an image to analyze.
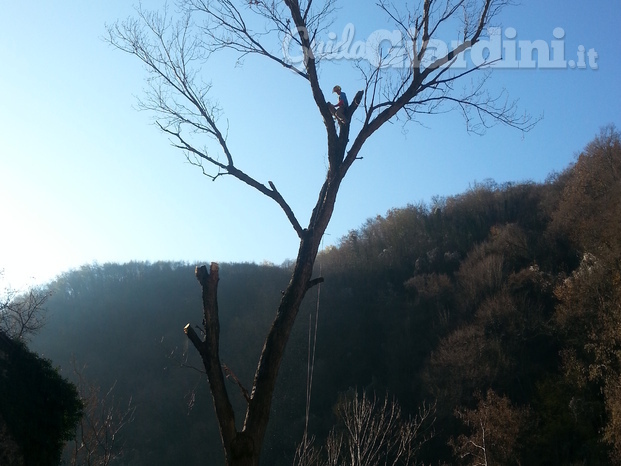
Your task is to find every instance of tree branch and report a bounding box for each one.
[345,0,531,176]
[283,0,339,150]
[268,181,305,238]
[188,0,310,79]
[223,363,251,404]
[189,264,237,458]
[107,7,307,240]
[306,277,324,291]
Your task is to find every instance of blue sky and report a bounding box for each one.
[1,1,619,290]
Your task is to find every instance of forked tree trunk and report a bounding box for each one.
[187,227,326,465]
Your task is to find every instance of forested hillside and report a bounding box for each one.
[31,127,621,465]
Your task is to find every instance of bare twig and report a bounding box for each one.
[0,276,50,341]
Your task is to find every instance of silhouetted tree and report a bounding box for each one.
[1,273,50,341]
[107,1,535,463]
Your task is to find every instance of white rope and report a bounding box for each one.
[304,258,322,439]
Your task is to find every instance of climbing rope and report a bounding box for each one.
[304,254,322,439]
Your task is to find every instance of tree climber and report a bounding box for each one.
[329,85,348,124]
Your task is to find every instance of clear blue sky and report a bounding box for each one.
[1,1,619,290]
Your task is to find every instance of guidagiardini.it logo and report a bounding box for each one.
[282,25,599,71]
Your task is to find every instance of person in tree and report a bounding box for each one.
[329,85,348,124]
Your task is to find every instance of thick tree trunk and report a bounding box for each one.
[243,231,322,456]
[188,212,334,465]
[229,456,257,466]
[229,431,257,466]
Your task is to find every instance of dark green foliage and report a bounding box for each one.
[0,332,82,465]
[29,127,621,465]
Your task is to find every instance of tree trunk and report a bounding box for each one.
[229,431,257,466]
[188,205,335,464]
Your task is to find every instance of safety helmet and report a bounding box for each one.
[332,85,341,93]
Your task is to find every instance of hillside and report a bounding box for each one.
[30,126,621,465]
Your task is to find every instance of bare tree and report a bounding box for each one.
[294,390,436,466]
[0,272,49,341]
[450,389,527,466]
[64,360,135,466]
[107,1,534,464]
[331,391,435,466]
[293,434,323,466]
